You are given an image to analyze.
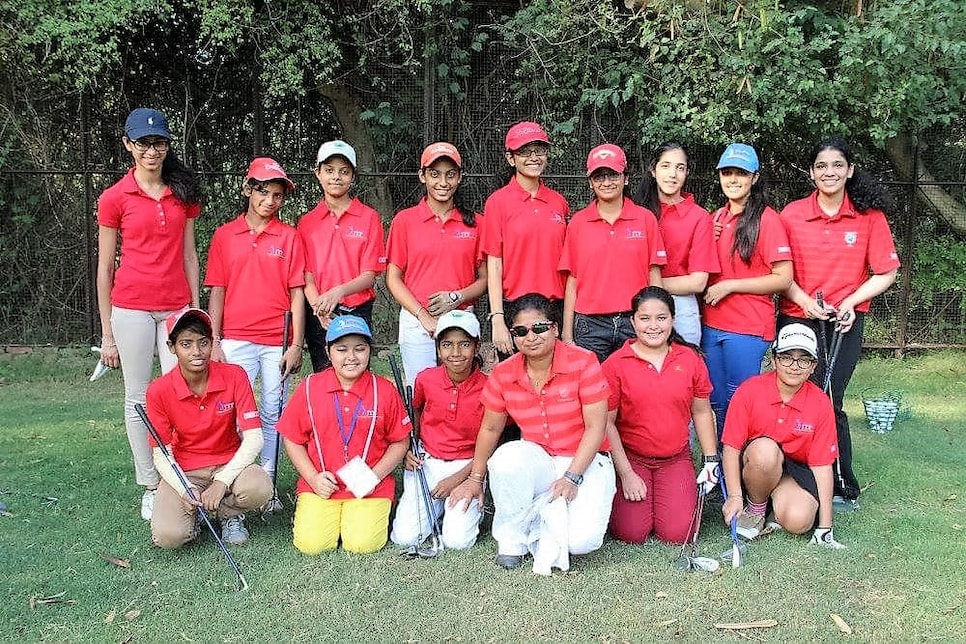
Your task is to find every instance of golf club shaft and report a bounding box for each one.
[271,311,293,489]
[134,403,249,591]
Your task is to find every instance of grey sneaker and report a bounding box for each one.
[736,509,766,540]
[832,495,860,513]
[221,515,249,545]
[140,489,157,521]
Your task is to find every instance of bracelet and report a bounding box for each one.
[101,342,116,348]
[487,311,504,320]
[466,471,486,483]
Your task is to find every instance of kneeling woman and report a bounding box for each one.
[602,287,718,545]
[390,310,487,550]
[145,308,272,549]
[449,293,616,573]
[277,316,410,554]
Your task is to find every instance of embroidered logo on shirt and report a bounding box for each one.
[243,410,259,420]
[550,213,566,225]
[844,232,858,247]
[345,225,366,239]
[793,419,814,433]
[624,228,645,240]
[453,230,477,240]
[216,401,236,415]
[266,245,285,258]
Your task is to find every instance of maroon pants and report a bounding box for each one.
[609,448,697,545]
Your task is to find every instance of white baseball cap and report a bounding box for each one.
[774,323,818,358]
[316,140,357,169]
[436,310,480,340]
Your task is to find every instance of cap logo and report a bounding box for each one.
[147,117,154,125]
[594,149,617,159]
[264,162,283,172]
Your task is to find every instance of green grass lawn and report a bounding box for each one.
[1,348,964,641]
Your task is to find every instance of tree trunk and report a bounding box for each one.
[884,134,966,236]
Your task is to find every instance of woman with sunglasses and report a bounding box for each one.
[778,137,899,510]
[448,293,615,574]
[560,144,666,363]
[482,122,570,356]
[702,143,792,438]
[96,108,202,521]
[386,142,487,387]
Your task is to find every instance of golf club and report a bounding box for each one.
[89,346,114,382]
[815,290,829,364]
[388,355,443,558]
[264,311,293,517]
[823,311,850,394]
[674,486,720,573]
[134,403,249,592]
[718,476,746,568]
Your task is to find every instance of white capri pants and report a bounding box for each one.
[487,440,616,558]
[390,453,482,550]
[671,293,702,345]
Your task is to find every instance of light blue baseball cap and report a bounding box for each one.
[325,315,372,345]
[716,143,760,173]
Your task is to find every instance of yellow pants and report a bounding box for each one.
[292,492,391,554]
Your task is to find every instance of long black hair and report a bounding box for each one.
[420,158,478,227]
[630,285,702,355]
[632,141,691,220]
[809,136,893,213]
[161,151,202,205]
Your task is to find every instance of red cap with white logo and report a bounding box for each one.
[246,157,295,192]
[586,144,627,176]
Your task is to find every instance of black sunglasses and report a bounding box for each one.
[509,321,554,338]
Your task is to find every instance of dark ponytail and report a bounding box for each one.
[730,173,769,266]
[162,150,202,205]
[632,141,690,220]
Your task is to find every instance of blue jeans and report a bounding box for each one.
[701,326,770,438]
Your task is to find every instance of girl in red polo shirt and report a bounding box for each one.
[299,140,387,372]
[602,286,719,544]
[560,144,666,364]
[277,316,410,554]
[633,142,720,344]
[701,143,792,438]
[482,122,570,356]
[386,142,487,387]
[96,108,202,521]
[390,310,487,550]
[779,137,900,509]
[449,293,616,574]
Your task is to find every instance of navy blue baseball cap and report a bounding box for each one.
[125,108,172,140]
[716,143,759,173]
[325,315,373,345]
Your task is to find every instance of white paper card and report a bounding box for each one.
[337,456,379,499]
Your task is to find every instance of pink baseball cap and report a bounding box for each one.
[165,308,212,342]
[420,142,463,169]
[586,144,627,176]
[246,157,295,192]
[505,121,550,151]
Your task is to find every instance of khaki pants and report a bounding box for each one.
[151,464,272,549]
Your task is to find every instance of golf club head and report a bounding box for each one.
[673,554,692,572]
[398,545,420,559]
[89,347,114,381]
[690,556,721,573]
[237,574,249,592]
[720,541,748,566]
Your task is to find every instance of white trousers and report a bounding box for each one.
[487,441,615,557]
[671,294,702,345]
[397,308,438,389]
[111,306,179,487]
[221,339,285,475]
[390,454,482,550]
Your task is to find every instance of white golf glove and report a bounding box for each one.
[695,461,719,495]
[810,527,846,550]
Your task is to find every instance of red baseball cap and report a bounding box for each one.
[246,157,295,192]
[505,121,550,151]
[420,142,462,169]
[586,144,627,176]
[165,307,212,343]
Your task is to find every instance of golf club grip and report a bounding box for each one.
[282,311,292,350]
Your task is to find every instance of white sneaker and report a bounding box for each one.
[221,515,249,545]
[140,489,157,521]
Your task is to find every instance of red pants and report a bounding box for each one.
[609,448,697,545]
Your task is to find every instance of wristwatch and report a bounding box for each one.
[448,291,461,304]
[703,454,720,463]
[563,471,584,486]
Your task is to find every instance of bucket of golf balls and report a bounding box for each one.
[862,390,902,433]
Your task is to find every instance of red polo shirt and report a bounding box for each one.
[481,340,610,456]
[204,215,306,345]
[702,205,791,341]
[297,197,386,308]
[559,198,667,314]
[413,366,487,460]
[145,361,261,471]
[658,194,721,278]
[602,341,712,459]
[277,369,411,500]
[97,168,201,310]
[481,177,570,300]
[722,371,837,466]
[779,191,900,317]
[386,199,484,307]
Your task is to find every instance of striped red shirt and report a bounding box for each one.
[481,341,610,456]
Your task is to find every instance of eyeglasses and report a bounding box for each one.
[812,160,849,172]
[509,321,554,338]
[512,146,549,159]
[590,171,623,185]
[775,354,817,369]
[131,138,170,152]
